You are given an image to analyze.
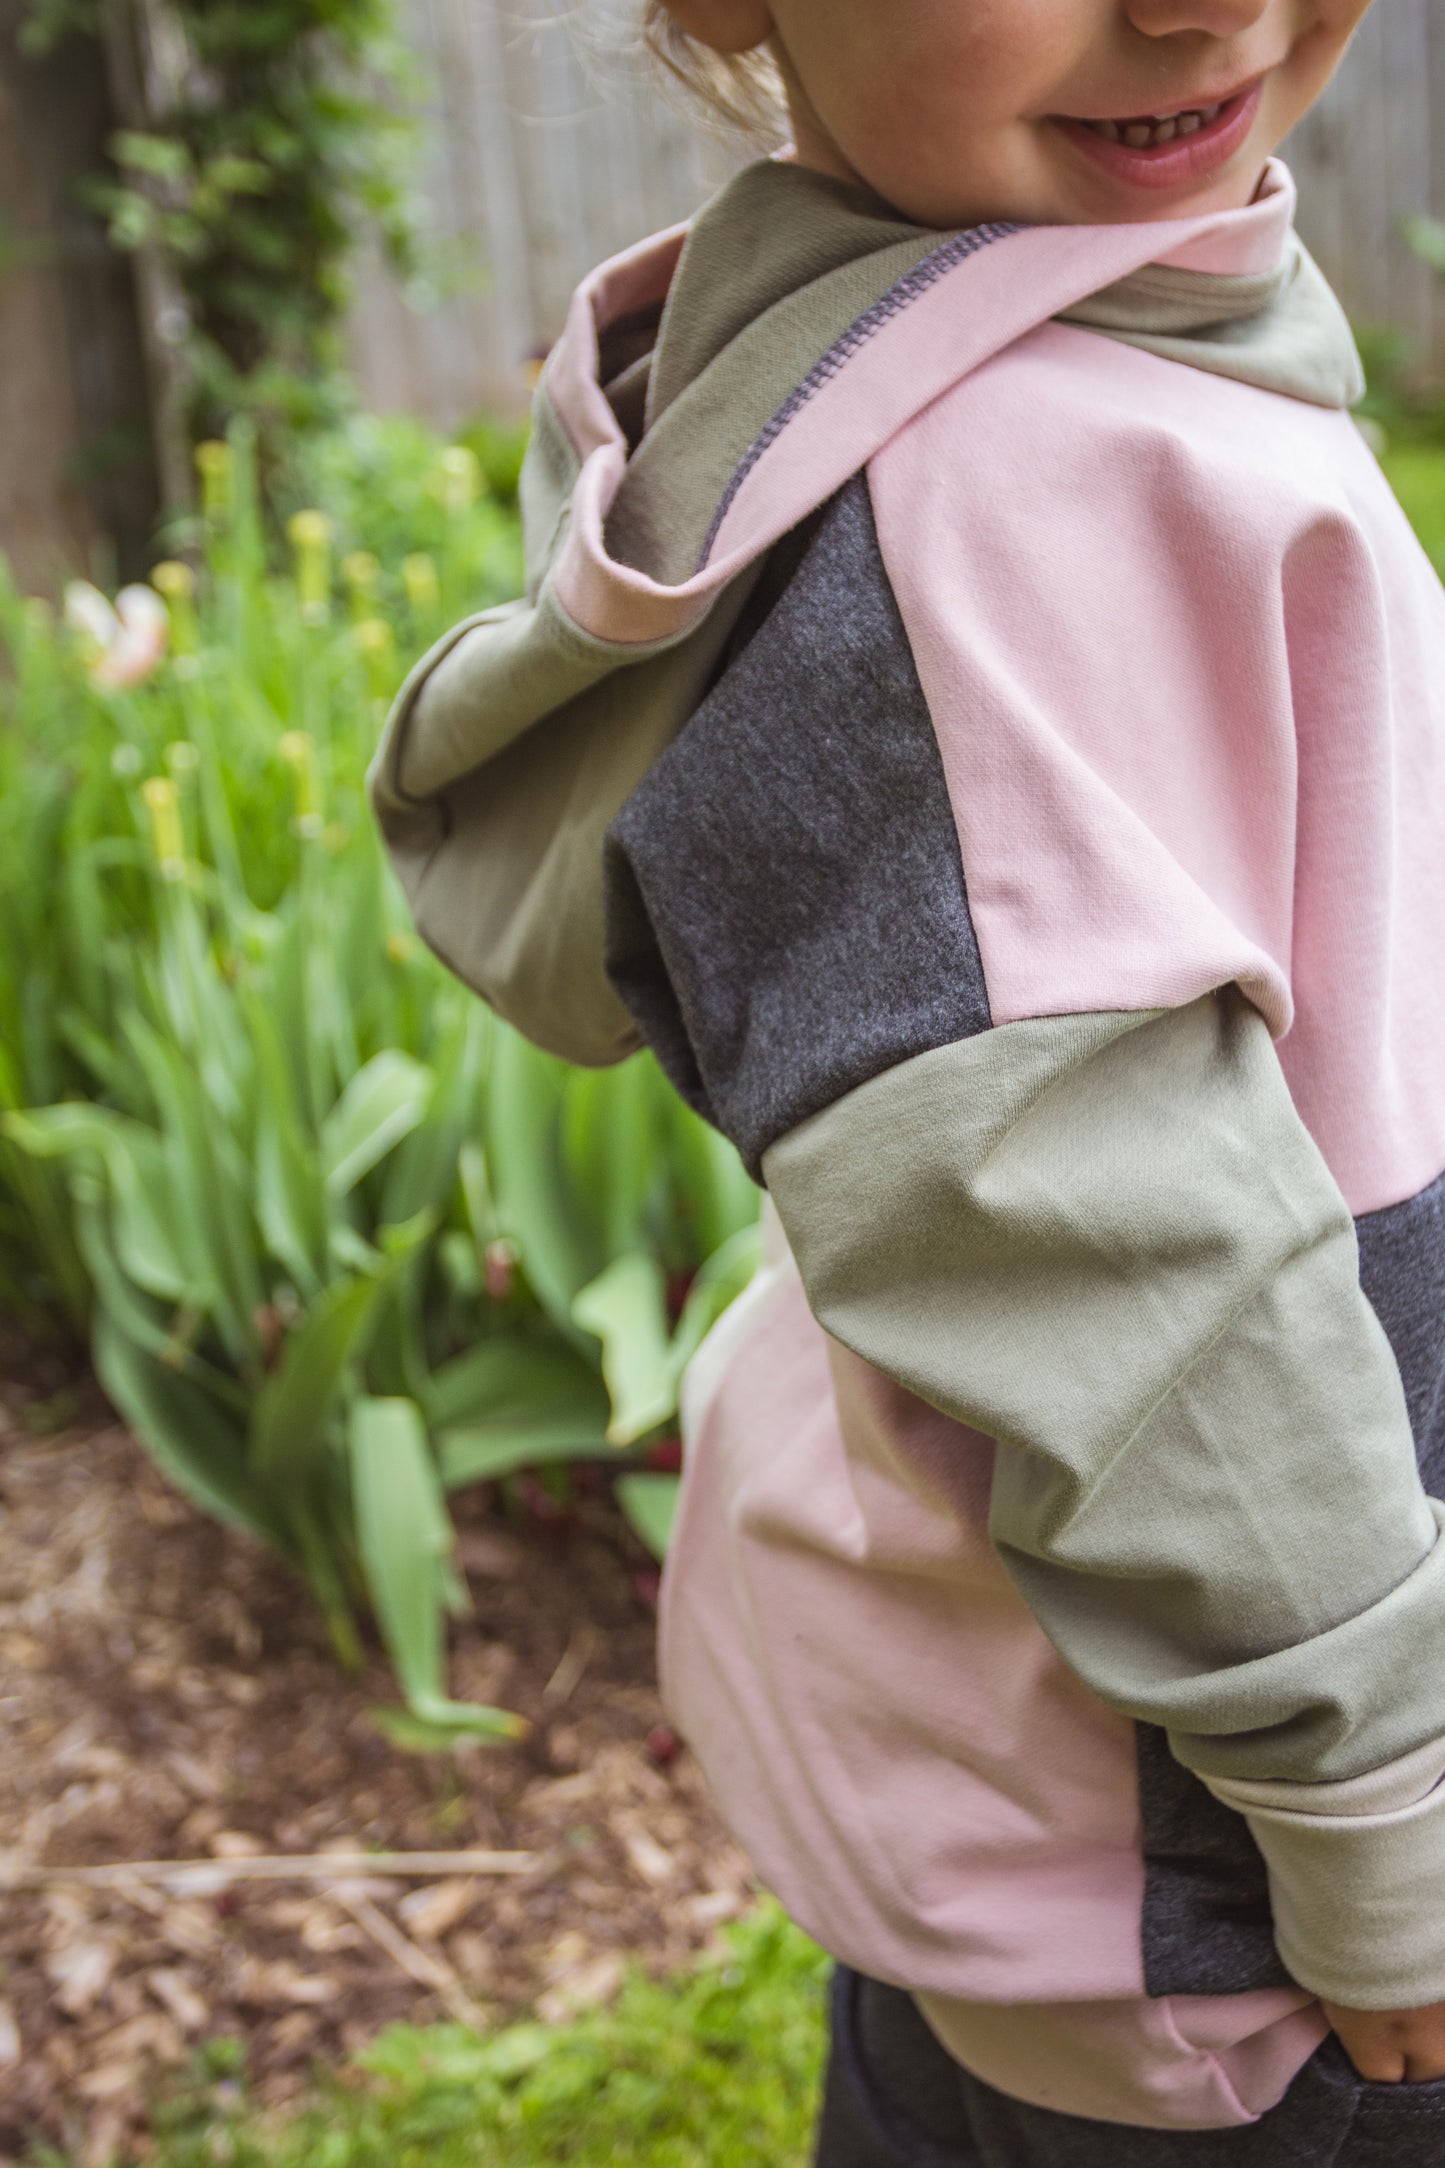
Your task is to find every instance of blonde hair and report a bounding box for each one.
[639,2,787,141]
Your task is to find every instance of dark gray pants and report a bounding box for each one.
[814,1970,1445,2168]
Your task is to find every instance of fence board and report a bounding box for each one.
[0,0,157,589]
[348,3,1445,425]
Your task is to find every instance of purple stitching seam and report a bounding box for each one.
[694,220,1021,573]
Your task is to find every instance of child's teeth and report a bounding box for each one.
[1084,100,1227,149]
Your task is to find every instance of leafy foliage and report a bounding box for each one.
[24,0,419,447]
[93,1904,827,2166]
[0,422,760,1736]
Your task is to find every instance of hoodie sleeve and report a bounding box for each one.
[602,465,1445,2012]
[365,431,767,1069]
[763,992,1445,2012]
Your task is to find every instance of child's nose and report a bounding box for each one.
[1122,0,1273,35]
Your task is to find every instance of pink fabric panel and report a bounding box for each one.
[547,226,686,463]
[661,1259,1151,2008]
[663,1258,1322,2126]
[1154,158,1294,273]
[917,1983,1325,2130]
[550,177,1299,649]
[870,325,1445,1216]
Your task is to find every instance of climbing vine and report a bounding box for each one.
[23,0,419,449]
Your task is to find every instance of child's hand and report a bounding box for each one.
[1322,1999,1445,2083]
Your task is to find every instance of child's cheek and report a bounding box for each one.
[787,0,1084,143]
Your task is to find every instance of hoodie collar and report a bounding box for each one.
[644,154,1360,430]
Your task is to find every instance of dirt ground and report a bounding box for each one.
[0,1350,753,2164]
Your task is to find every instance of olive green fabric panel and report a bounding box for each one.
[1204,1736,1445,2005]
[646,160,932,426]
[369,557,764,1067]
[763,988,1445,1791]
[608,161,960,581]
[518,390,583,603]
[1064,239,1365,409]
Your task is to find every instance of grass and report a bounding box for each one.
[87,1905,830,2167]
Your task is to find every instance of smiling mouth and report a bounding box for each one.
[1051,80,1265,187]
[1080,103,1228,149]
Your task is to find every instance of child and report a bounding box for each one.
[371,0,1445,2156]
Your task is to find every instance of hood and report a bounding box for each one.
[369,158,1365,1066]
[548,155,1361,642]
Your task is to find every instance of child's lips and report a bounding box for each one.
[1051,80,1265,193]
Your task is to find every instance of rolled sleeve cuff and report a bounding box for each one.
[1206,1737,1445,2008]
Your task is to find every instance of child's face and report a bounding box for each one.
[668,0,1372,228]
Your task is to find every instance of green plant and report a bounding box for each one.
[83,1904,827,2166]
[0,423,760,1741]
[23,0,420,452]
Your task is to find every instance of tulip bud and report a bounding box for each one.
[287,510,334,626]
[195,440,232,523]
[402,552,440,616]
[151,560,198,664]
[343,551,381,616]
[352,616,396,701]
[278,729,323,836]
[142,776,186,881]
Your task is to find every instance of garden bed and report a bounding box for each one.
[0,1351,752,2164]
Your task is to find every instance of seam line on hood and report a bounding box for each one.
[694,220,1020,574]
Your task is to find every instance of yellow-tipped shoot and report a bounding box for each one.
[151,560,199,660]
[353,617,396,701]
[195,440,233,523]
[142,776,186,880]
[402,552,440,615]
[278,729,323,835]
[287,510,335,625]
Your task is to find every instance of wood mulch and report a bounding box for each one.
[0,1350,753,2165]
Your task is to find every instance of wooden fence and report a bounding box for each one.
[349,0,1445,425]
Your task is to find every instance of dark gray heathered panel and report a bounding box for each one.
[1140,1167,1445,1999]
[1358,1165,1445,1495]
[1137,1725,1289,1997]
[603,472,992,1177]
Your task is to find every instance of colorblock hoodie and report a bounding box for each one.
[370,158,1445,2129]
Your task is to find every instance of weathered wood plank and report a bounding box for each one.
[1287,7,1445,381]
[0,0,157,589]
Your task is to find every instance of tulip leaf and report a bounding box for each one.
[616,1472,680,1561]
[348,1396,524,1738]
[4,1101,202,1306]
[486,1028,599,1333]
[572,1252,676,1447]
[322,1050,432,1195]
[425,1335,610,1487]
[249,1271,385,1488]
[668,1223,765,1382]
[93,1311,282,1549]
